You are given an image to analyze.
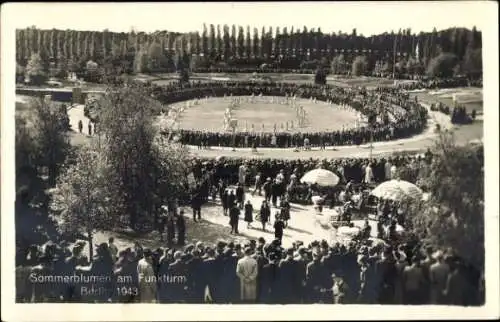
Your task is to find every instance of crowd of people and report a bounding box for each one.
[395,77,482,91]
[17,74,484,305]
[429,102,474,124]
[182,150,432,206]
[148,81,428,148]
[15,145,485,305]
[16,224,483,305]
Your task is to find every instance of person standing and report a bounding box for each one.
[157,213,166,242]
[238,163,247,187]
[280,197,291,228]
[263,178,272,203]
[78,120,83,134]
[331,273,352,304]
[88,122,92,136]
[166,214,175,248]
[222,189,229,216]
[191,190,202,222]
[364,162,374,185]
[137,249,158,303]
[244,200,254,229]
[273,213,285,244]
[429,251,450,304]
[271,179,280,207]
[259,252,280,303]
[236,247,259,303]
[228,190,236,210]
[107,237,118,262]
[306,251,324,303]
[402,255,426,305]
[229,205,240,235]
[260,201,271,231]
[277,247,300,304]
[253,172,262,196]
[236,183,245,209]
[176,211,186,246]
[167,251,187,303]
[443,259,467,305]
[384,158,392,181]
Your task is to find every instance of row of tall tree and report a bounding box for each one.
[16,25,482,78]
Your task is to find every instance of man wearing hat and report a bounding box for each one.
[236,247,258,303]
[401,254,426,305]
[277,247,300,304]
[165,250,187,303]
[252,172,263,196]
[429,250,450,304]
[306,250,324,303]
[200,247,216,303]
[263,177,272,203]
[259,252,280,303]
[229,204,241,235]
[273,212,285,244]
[157,206,168,242]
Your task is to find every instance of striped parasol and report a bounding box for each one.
[370,179,423,201]
[300,169,340,187]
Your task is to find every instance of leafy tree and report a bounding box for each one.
[147,42,167,72]
[133,46,148,73]
[85,60,101,82]
[151,135,192,216]
[93,85,190,231]
[405,58,420,76]
[25,53,47,85]
[426,52,459,78]
[314,68,327,85]
[15,114,36,177]
[463,47,482,79]
[330,54,345,74]
[408,131,484,272]
[16,63,25,83]
[50,145,116,261]
[351,55,368,76]
[26,97,71,185]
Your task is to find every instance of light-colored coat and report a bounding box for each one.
[236,255,258,301]
[137,258,157,303]
[365,165,374,184]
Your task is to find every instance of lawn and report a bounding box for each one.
[166,96,360,133]
[410,87,483,114]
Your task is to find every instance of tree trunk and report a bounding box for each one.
[88,230,94,263]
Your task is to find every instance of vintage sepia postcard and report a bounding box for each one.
[1,1,498,321]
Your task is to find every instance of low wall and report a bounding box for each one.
[15,87,105,104]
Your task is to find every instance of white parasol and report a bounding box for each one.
[300,169,340,187]
[370,179,423,201]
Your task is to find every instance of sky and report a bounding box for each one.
[2,1,491,36]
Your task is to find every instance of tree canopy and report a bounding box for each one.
[16,26,482,78]
[352,56,368,76]
[426,52,459,78]
[50,146,111,249]
[408,131,484,270]
[22,98,71,185]
[25,53,47,85]
[90,84,191,231]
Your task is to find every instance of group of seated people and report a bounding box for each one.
[146,81,428,148]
